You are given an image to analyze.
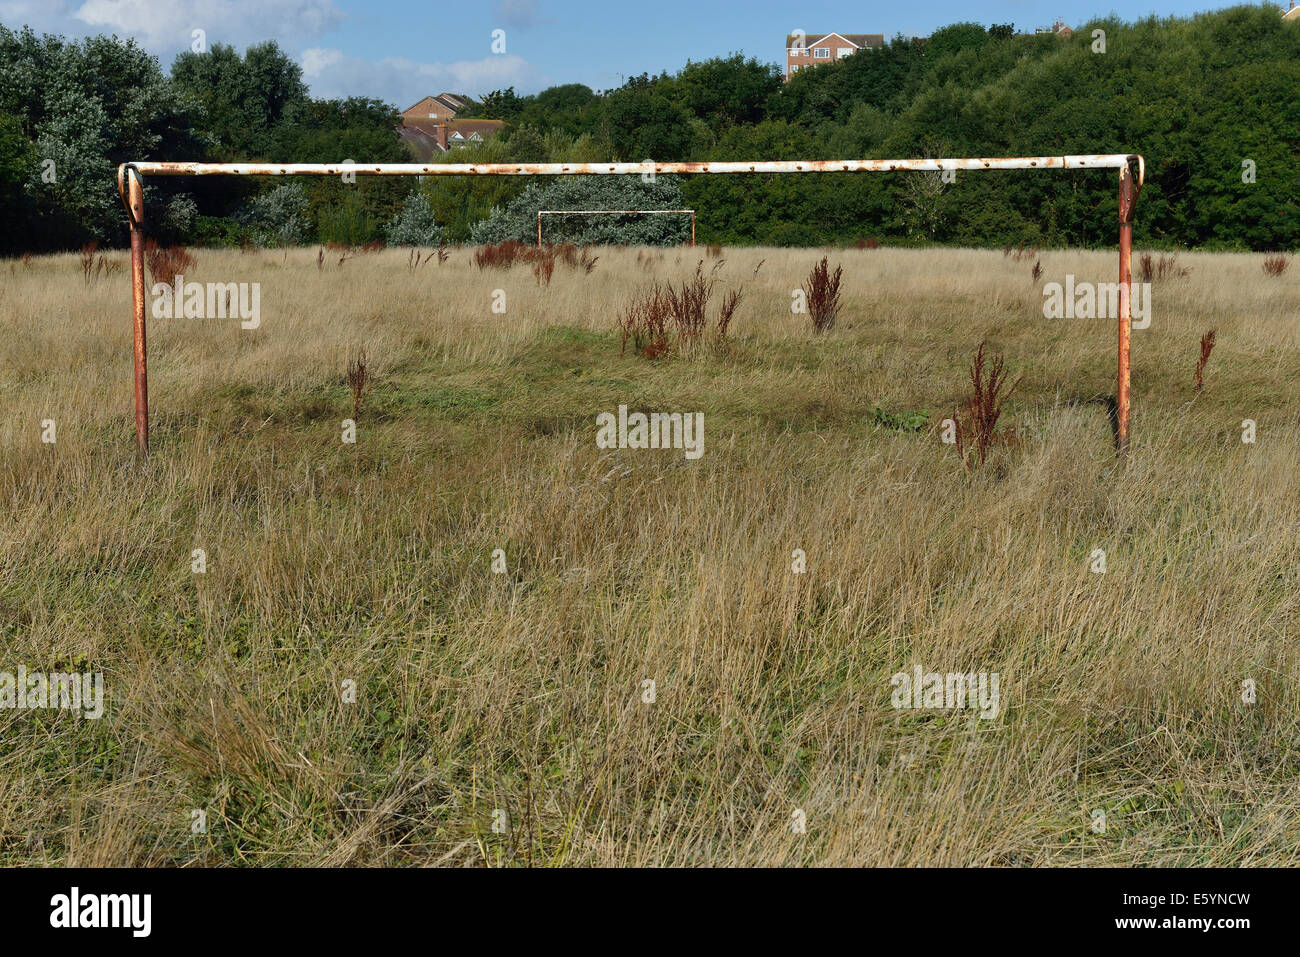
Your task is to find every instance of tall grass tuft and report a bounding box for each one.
[619,262,740,357]
[79,241,97,284]
[953,340,1021,472]
[1139,252,1189,283]
[346,349,371,420]
[1194,330,1216,393]
[475,241,599,275]
[533,248,556,286]
[803,256,843,334]
[716,288,742,339]
[144,241,197,287]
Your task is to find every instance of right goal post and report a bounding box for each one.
[536,208,696,248]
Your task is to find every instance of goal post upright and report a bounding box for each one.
[117,154,1143,458]
[535,209,696,248]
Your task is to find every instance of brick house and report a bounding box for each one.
[398,93,504,157]
[1285,1,1299,20]
[1033,21,1074,36]
[785,33,884,80]
[401,93,472,122]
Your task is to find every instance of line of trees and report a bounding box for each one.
[2,4,1297,252]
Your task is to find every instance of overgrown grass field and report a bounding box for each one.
[2,244,1298,865]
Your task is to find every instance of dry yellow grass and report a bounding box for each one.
[1,244,1298,866]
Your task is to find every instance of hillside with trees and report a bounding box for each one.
[1,4,1296,252]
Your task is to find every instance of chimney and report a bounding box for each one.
[435,124,448,151]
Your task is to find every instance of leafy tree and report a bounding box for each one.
[477,87,526,120]
[385,191,444,246]
[237,181,310,246]
[170,41,307,158]
[471,175,690,245]
[517,84,600,137]
[673,54,782,131]
[602,82,697,160]
[0,24,196,248]
[925,22,994,60]
[0,112,36,247]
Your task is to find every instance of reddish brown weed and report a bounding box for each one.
[952,340,1022,472]
[1194,330,1216,392]
[804,256,843,334]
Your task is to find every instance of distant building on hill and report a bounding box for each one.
[398,94,504,157]
[399,118,505,158]
[784,33,884,81]
[1033,21,1074,37]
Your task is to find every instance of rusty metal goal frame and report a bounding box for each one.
[536,208,696,248]
[116,154,1144,457]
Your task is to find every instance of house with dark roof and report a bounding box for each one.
[399,118,506,159]
[784,33,884,80]
[398,93,505,156]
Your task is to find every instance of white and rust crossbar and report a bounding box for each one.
[121,155,1143,177]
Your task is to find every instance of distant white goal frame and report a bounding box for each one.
[536,209,696,247]
[117,154,1144,458]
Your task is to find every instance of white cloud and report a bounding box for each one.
[300,47,541,104]
[72,0,345,49]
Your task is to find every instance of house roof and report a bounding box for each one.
[444,119,504,136]
[401,118,504,136]
[401,95,439,115]
[786,32,884,49]
[401,93,473,115]
[398,125,440,161]
[402,118,442,135]
[398,117,505,158]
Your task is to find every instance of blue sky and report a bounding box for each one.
[0,0,1268,107]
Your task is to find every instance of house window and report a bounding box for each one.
[837,47,853,58]
[814,47,830,58]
